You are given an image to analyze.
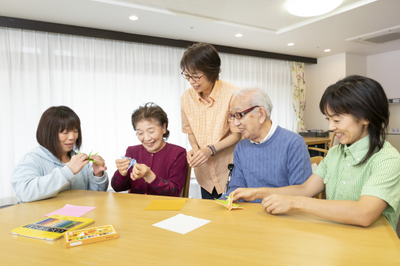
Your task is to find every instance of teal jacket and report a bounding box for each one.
[11,146,109,202]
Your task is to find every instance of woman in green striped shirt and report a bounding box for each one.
[232,75,400,231]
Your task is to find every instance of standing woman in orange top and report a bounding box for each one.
[180,43,242,199]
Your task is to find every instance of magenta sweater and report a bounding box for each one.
[111,143,187,197]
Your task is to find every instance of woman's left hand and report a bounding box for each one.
[261,194,296,214]
[131,163,156,183]
[90,155,107,177]
[189,147,213,167]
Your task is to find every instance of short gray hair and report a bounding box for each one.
[232,87,273,117]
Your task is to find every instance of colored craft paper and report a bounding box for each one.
[78,151,100,165]
[45,204,96,217]
[121,156,136,170]
[152,214,210,234]
[214,191,244,211]
[145,199,186,211]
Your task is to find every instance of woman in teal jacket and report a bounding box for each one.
[11,106,109,202]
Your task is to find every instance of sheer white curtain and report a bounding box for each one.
[0,27,294,204]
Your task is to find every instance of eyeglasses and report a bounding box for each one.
[181,71,205,82]
[228,106,260,120]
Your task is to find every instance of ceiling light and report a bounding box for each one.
[287,43,294,46]
[324,49,331,52]
[129,15,139,21]
[235,33,243,37]
[286,0,343,17]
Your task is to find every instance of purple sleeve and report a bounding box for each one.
[111,170,131,192]
[111,148,132,192]
[147,148,187,197]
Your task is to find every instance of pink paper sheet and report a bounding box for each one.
[45,204,96,217]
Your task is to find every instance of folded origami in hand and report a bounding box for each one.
[121,156,136,170]
[214,191,244,211]
[78,151,100,165]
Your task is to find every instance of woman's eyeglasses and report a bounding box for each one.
[181,71,204,82]
[228,106,260,120]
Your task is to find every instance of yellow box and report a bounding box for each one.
[65,224,119,248]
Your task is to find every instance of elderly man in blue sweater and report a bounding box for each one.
[221,87,312,203]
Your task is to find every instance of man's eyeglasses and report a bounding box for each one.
[181,71,205,82]
[228,106,260,120]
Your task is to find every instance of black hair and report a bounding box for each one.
[319,75,389,165]
[36,106,82,161]
[180,43,221,83]
[131,102,170,140]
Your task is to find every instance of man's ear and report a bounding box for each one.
[259,107,267,124]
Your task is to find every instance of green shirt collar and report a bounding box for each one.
[343,135,369,160]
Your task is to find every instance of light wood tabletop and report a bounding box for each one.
[302,136,331,146]
[1,190,400,266]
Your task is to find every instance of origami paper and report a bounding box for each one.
[145,199,186,211]
[78,151,100,165]
[214,191,244,211]
[121,156,136,170]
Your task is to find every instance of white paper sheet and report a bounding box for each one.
[152,214,211,234]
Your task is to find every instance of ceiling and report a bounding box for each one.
[1,0,400,59]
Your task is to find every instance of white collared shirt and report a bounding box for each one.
[250,121,277,145]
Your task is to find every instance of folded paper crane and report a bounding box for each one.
[214,191,244,211]
[121,156,136,170]
[78,151,100,165]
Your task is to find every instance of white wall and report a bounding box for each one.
[367,49,400,139]
[304,52,368,130]
[304,49,400,152]
[367,49,400,98]
[304,53,346,130]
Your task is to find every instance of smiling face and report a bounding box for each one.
[58,129,79,155]
[136,119,166,153]
[230,95,263,142]
[325,107,369,145]
[183,69,214,95]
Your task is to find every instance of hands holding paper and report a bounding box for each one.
[68,152,106,177]
[232,188,261,202]
[68,153,90,175]
[115,157,155,183]
[90,154,107,177]
[115,158,131,176]
[131,163,156,183]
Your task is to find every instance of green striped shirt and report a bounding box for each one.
[314,135,400,231]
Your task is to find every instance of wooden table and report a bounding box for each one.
[1,190,400,265]
[303,136,331,146]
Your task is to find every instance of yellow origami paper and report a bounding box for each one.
[214,192,244,211]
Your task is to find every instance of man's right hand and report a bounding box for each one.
[232,187,260,202]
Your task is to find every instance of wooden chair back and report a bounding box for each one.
[308,133,337,156]
[310,156,324,199]
[180,164,191,198]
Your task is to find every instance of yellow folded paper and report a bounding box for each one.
[214,191,244,211]
[145,200,187,211]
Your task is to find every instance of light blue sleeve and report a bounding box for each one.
[11,153,75,202]
[84,164,109,191]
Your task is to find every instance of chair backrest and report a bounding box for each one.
[310,156,324,199]
[180,164,191,198]
[329,132,338,149]
[310,156,323,166]
[308,133,338,157]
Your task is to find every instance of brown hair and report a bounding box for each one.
[180,43,221,83]
[36,106,82,161]
[131,102,170,140]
